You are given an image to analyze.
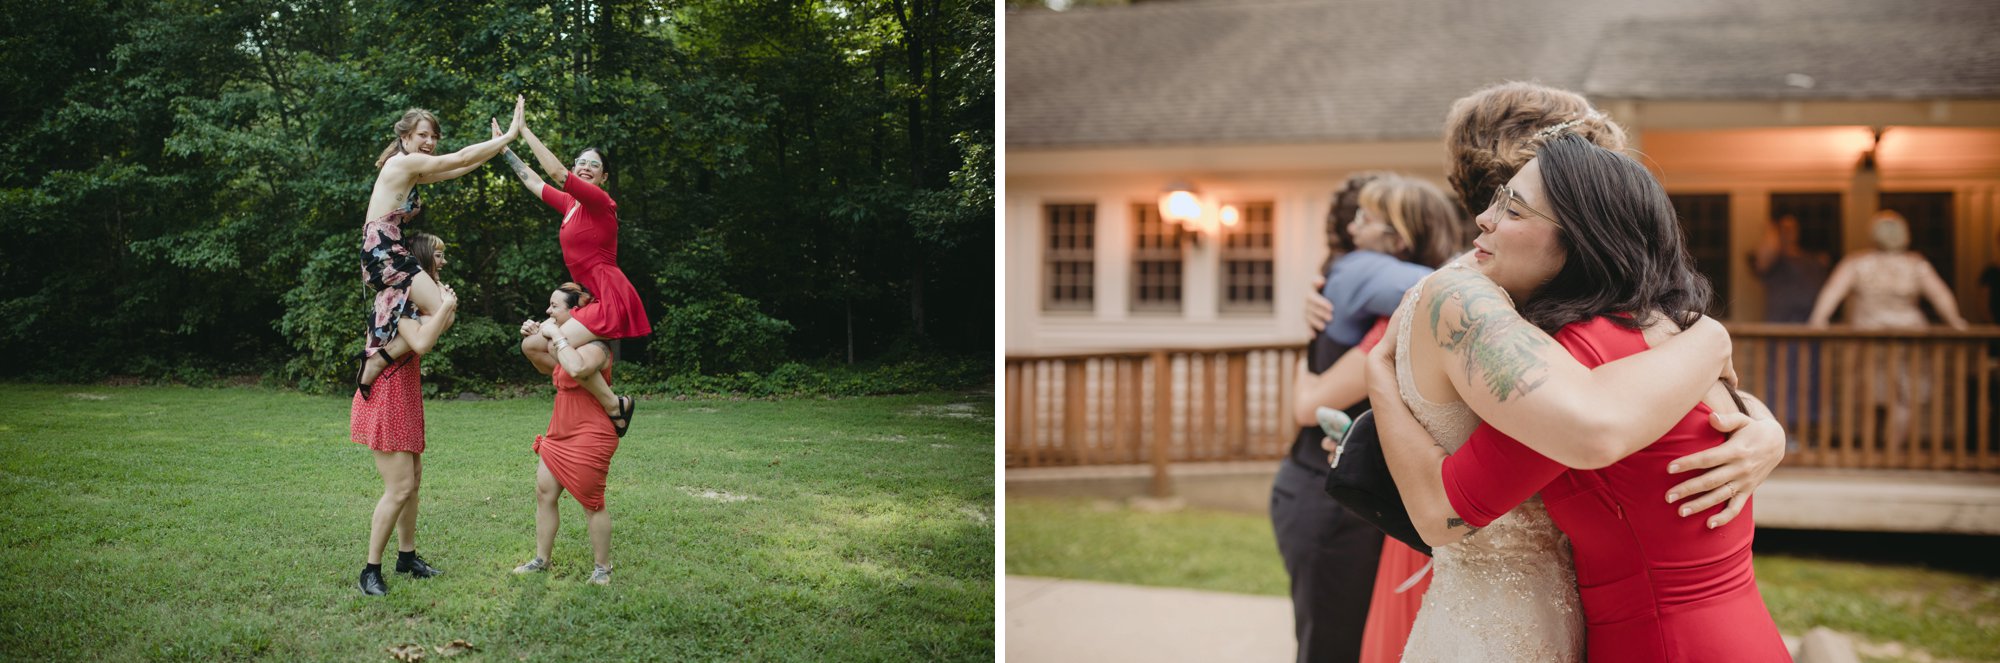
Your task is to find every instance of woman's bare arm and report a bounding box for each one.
[1414,267,1734,469]
[1365,327,1474,546]
[1917,259,1970,329]
[1806,258,1859,327]
[1293,349,1369,427]
[520,124,570,185]
[392,96,524,184]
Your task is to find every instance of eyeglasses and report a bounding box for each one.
[1487,184,1560,228]
[574,158,602,169]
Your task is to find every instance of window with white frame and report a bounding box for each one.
[1131,203,1183,312]
[1220,201,1276,312]
[1043,203,1095,311]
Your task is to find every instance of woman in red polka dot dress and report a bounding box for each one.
[351,233,458,596]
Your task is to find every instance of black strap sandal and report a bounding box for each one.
[608,395,635,438]
[354,352,375,401]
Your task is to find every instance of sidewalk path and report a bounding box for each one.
[1007,575,1294,662]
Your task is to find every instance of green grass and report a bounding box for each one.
[0,384,994,661]
[1006,497,2000,663]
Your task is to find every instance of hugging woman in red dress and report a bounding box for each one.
[494,112,653,437]
[513,283,621,585]
[1367,132,1791,661]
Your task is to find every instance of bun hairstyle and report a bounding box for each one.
[1357,174,1467,269]
[1322,171,1387,273]
[1516,132,1712,335]
[556,282,594,309]
[376,108,441,168]
[1443,82,1628,217]
[407,232,444,275]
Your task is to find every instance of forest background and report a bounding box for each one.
[0,0,994,396]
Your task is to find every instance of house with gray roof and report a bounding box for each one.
[1004,0,2000,354]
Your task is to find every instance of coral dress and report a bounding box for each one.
[535,352,621,511]
[1444,317,1790,662]
[1357,538,1431,663]
[351,354,425,454]
[542,174,652,340]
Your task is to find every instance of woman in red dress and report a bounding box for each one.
[1366,133,1789,661]
[495,116,652,437]
[352,233,458,596]
[512,283,621,585]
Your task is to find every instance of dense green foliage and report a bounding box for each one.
[0,384,995,660]
[0,0,994,393]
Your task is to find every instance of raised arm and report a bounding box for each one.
[395,95,524,184]
[1805,257,1859,327]
[520,124,570,185]
[1917,259,1971,329]
[492,118,546,197]
[1414,267,1734,469]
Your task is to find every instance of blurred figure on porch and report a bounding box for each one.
[1808,210,1970,451]
[1750,213,1830,443]
[1751,213,1830,323]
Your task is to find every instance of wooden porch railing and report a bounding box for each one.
[1005,326,2000,481]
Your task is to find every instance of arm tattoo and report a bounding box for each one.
[502,147,534,183]
[1425,267,1556,402]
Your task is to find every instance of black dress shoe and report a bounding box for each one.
[359,567,388,596]
[395,553,442,579]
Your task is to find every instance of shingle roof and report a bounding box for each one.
[1006,0,2000,148]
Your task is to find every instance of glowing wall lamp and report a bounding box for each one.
[1158,181,1204,228]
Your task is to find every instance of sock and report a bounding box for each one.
[397,550,416,564]
[364,563,382,574]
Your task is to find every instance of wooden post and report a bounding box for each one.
[1152,351,1174,498]
[1227,351,1248,458]
[1065,360,1087,466]
[1022,362,1039,467]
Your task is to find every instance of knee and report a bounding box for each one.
[536,485,559,504]
[387,483,418,504]
[521,335,547,353]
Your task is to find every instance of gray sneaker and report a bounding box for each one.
[513,557,549,574]
[587,564,612,585]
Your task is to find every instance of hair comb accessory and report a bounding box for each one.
[1532,110,1606,140]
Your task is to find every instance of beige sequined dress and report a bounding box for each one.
[1393,270,1585,662]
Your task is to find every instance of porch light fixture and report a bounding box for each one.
[1158,181,1203,228]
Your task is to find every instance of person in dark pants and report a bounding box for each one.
[1271,173,1385,663]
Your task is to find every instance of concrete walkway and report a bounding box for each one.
[1006,576,1294,662]
[1006,575,1838,662]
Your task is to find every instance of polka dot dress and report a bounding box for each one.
[351,354,426,454]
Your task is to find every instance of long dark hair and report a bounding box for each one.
[1516,133,1711,334]
[407,233,444,275]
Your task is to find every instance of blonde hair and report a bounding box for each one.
[375,108,441,168]
[1443,82,1628,215]
[1358,174,1467,269]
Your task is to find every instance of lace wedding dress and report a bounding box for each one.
[1392,270,1584,662]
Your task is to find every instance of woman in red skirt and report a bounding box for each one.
[352,233,457,596]
[494,114,652,437]
[513,283,621,585]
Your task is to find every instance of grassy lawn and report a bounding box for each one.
[0,384,994,661]
[1006,497,2000,663]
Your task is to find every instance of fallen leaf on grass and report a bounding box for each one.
[435,640,477,657]
[386,643,426,661]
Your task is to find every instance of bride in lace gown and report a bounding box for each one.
[1367,126,1747,661]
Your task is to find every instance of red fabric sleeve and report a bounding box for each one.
[562,172,617,213]
[539,180,575,214]
[1441,320,1615,527]
[1357,316,1391,353]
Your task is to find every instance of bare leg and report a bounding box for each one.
[522,331,552,362]
[535,457,562,562]
[395,454,422,553]
[367,451,418,565]
[586,507,612,568]
[362,272,447,386]
[556,318,622,415]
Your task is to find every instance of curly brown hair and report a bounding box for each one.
[1443,82,1627,217]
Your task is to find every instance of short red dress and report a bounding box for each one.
[1443,317,1789,663]
[534,353,621,511]
[351,354,425,454]
[542,174,652,340]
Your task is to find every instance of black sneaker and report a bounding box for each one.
[359,566,388,596]
[395,553,442,579]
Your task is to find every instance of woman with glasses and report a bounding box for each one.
[1358,129,1789,661]
[494,114,652,437]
